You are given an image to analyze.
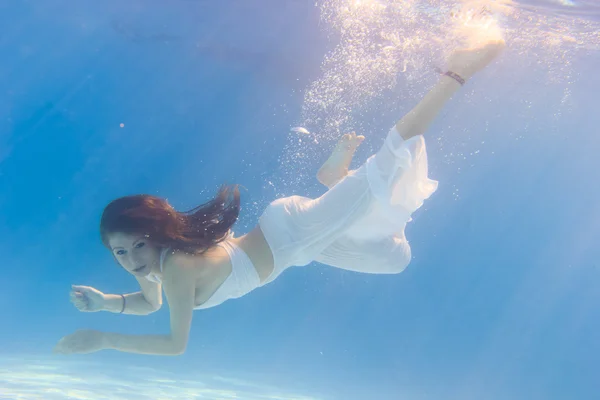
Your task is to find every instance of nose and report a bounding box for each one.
[126,252,144,269]
[132,254,144,266]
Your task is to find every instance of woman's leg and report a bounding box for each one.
[313,134,409,275]
[393,39,506,142]
[259,40,506,284]
[259,131,426,285]
[317,132,365,188]
[315,232,412,275]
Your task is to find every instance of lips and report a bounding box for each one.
[133,265,147,273]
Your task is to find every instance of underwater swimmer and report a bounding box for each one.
[54,39,505,356]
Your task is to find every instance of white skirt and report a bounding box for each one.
[258,126,438,285]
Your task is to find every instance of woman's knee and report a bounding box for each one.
[376,239,412,274]
[374,257,410,274]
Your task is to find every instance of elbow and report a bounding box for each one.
[141,302,162,316]
[171,348,186,356]
[168,334,188,356]
[170,341,187,356]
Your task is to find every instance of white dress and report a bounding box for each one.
[258,125,438,285]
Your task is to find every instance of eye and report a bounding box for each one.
[135,242,146,249]
[115,249,126,256]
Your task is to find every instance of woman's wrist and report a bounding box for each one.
[102,331,115,350]
[103,293,125,313]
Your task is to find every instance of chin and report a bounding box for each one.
[131,265,150,276]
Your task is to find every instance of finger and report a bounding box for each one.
[70,293,87,306]
[54,346,73,355]
[70,294,89,310]
[53,343,66,354]
[53,339,68,354]
[74,300,87,310]
[69,291,83,300]
[71,285,88,292]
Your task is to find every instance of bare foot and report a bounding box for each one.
[317,132,365,188]
[446,38,505,80]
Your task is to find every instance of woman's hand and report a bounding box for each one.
[53,330,107,355]
[70,285,106,312]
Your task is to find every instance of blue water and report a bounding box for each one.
[1,1,599,399]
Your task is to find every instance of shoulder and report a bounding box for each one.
[161,247,223,276]
[163,248,202,267]
[161,250,200,281]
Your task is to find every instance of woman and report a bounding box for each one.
[54,39,505,356]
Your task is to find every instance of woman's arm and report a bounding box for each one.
[102,253,196,356]
[102,277,163,315]
[56,254,197,356]
[71,278,162,315]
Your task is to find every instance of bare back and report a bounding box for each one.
[231,225,275,282]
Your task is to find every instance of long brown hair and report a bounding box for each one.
[100,185,240,254]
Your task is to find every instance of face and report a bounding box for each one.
[107,232,162,277]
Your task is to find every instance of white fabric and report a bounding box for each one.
[259,126,438,285]
[195,239,261,309]
[145,238,261,310]
[146,126,438,307]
